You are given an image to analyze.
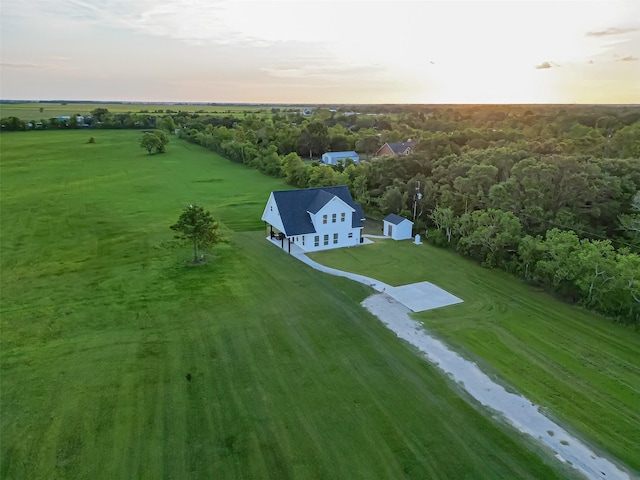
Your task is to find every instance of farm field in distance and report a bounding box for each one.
[0,102,292,120]
[309,241,640,473]
[0,131,575,479]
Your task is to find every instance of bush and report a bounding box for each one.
[426,229,448,247]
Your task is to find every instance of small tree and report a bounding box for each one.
[141,133,161,154]
[170,204,219,263]
[154,130,169,153]
[140,131,169,154]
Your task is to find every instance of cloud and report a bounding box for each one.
[586,27,638,37]
[619,55,638,61]
[262,63,379,81]
[28,0,354,48]
[0,62,56,70]
[16,0,252,47]
[535,61,555,69]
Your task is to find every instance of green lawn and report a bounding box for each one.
[309,239,640,472]
[0,131,573,479]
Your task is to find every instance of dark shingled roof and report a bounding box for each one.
[307,190,336,214]
[384,213,412,225]
[387,140,416,154]
[272,186,364,236]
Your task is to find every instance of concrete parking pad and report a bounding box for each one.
[386,281,463,312]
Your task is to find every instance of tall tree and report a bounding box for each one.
[571,239,616,309]
[429,206,455,243]
[618,192,640,237]
[158,115,176,132]
[90,107,109,122]
[355,135,380,159]
[170,205,219,263]
[298,121,329,159]
[611,122,640,158]
[281,152,307,186]
[456,209,523,267]
[379,186,406,215]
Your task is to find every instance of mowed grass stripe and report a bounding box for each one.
[2,131,571,478]
[309,239,640,472]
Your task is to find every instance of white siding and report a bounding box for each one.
[260,193,285,232]
[383,219,413,240]
[301,197,360,251]
[322,153,336,165]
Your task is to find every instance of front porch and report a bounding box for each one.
[264,224,305,254]
[265,234,306,255]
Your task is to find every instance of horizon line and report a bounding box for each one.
[2,99,640,107]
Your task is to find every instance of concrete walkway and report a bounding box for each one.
[293,252,392,292]
[280,241,633,480]
[292,241,462,313]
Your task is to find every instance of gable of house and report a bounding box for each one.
[375,140,417,157]
[374,144,395,157]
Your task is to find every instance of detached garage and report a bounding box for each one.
[383,214,413,240]
[321,151,359,165]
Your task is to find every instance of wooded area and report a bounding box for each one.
[4,104,639,322]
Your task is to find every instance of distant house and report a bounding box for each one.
[261,186,365,253]
[321,151,359,165]
[55,115,84,126]
[383,214,413,240]
[375,140,417,157]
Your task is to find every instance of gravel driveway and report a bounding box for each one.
[291,247,633,480]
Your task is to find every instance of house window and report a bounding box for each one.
[341,212,346,222]
[324,234,329,246]
[270,206,273,211]
[332,213,337,223]
[302,236,305,246]
[348,233,353,239]
[314,236,319,247]
[333,233,338,244]
[322,215,327,224]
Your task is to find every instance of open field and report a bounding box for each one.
[0,131,572,478]
[0,102,295,120]
[309,239,640,472]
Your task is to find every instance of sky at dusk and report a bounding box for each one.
[1,0,639,104]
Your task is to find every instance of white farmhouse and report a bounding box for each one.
[262,186,365,253]
[321,151,359,165]
[383,214,413,240]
